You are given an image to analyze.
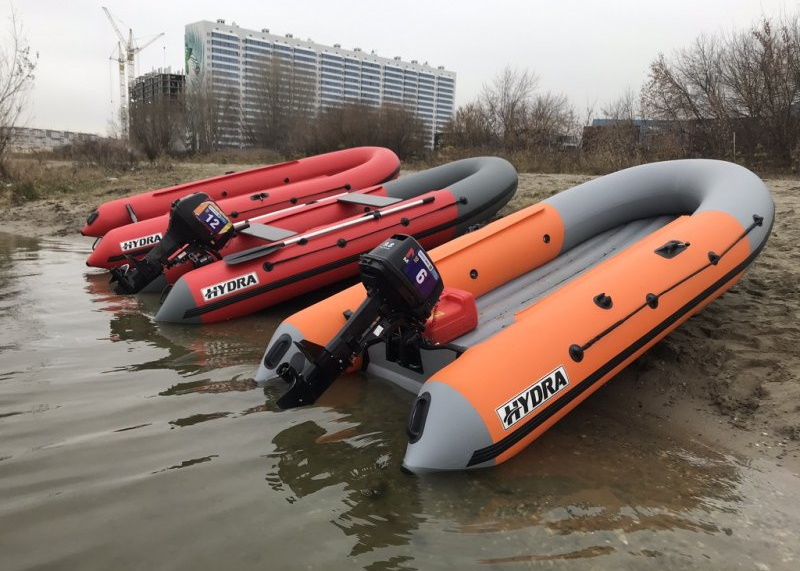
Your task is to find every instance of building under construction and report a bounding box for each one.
[129,68,185,104]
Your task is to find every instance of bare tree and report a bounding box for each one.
[129,96,184,161]
[480,66,539,148]
[527,91,576,148]
[727,16,800,165]
[642,14,800,166]
[444,102,493,148]
[301,102,426,159]
[642,35,733,157]
[242,53,316,151]
[184,71,236,153]
[447,66,575,153]
[601,88,640,121]
[0,9,37,175]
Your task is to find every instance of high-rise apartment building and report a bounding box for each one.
[185,19,456,147]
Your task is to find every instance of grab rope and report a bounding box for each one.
[569,214,764,363]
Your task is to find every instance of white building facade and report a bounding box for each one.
[184,19,456,147]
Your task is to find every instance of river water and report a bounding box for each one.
[1,232,798,570]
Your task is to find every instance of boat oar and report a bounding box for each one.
[224,195,435,265]
[222,189,390,264]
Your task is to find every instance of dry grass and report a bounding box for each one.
[0,155,264,209]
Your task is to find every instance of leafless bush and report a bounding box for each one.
[241,54,316,152]
[296,102,428,159]
[184,72,238,154]
[58,138,140,171]
[441,66,578,169]
[129,97,184,161]
[642,14,800,169]
[0,9,37,177]
[181,147,283,165]
[444,102,494,148]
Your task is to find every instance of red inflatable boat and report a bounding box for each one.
[149,157,518,324]
[81,147,400,238]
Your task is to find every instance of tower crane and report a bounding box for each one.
[103,6,164,139]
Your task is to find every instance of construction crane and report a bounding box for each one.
[103,6,164,139]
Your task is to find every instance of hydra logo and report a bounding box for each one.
[496,366,570,430]
[201,272,259,301]
[120,233,162,252]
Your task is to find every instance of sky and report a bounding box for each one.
[3,0,796,135]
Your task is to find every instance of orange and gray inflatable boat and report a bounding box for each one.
[255,159,774,472]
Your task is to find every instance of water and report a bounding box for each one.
[1,232,798,570]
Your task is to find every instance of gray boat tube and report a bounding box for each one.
[545,158,773,255]
[379,155,518,234]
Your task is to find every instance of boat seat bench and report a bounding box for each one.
[337,194,402,207]
[238,224,298,242]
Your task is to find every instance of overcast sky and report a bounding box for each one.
[4,0,796,135]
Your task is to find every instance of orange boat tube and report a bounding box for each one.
[255,159,775,472]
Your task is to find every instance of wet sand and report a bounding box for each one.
[2,167,798,472]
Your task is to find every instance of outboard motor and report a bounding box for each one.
[276,234,444,409]
[110,193,234,294]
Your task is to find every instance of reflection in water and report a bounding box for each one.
[0,232,40,260]
[264,378,425,558]
[159,377,257,396]
[0,233,41,352]
[262,375,745,565]
[83,272,271,379]
[420,424,740,536]
[83,271,314,383]
[479,545,615,564]
[169,412,232,428]
[152,455,219,474]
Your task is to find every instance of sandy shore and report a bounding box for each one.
[2,166,798,471]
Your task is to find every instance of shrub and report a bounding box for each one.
[56,138,140,172]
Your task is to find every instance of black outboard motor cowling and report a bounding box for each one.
[111,193,234,294]
[276,234,444,409]
[359,236,444,323]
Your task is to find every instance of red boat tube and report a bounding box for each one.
[81,146,400,237]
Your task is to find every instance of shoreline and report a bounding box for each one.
[2,168,798,473]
